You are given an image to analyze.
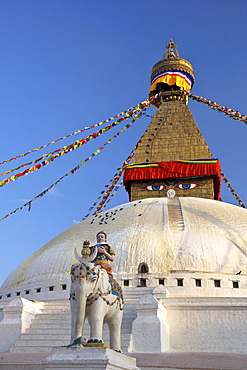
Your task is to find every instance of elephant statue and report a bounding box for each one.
[69,247,124,352]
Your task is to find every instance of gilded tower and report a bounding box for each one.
[124,40,221,201]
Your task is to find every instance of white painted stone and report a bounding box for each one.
[165,297,247,354]
[0,297,43,352]
[2,293,247,356]
[43,346,140,370]
[0,198,246,357]
[152,285,170,301]
[1,198,247,302]
[70,265,123,351]
[131,294,170,353]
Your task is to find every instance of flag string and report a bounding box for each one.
[181,91,247,123]
[82,127,147,218]
[0,96,158,166]
[0,102,153,187]
[220,171,246,208]
[0,104,152,221]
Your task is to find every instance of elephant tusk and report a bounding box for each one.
[74,246,98,263]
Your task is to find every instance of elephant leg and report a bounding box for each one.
[70,289,81,344]
[72,288,87,342]
[87,312,104,343]
[70,298,76,343]
[108,314,122,351]
[74,315,86,342]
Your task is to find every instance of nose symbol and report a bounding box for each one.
[167,189,176,198]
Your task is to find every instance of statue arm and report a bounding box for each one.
[104,249,115,262]
[97,246,115,262]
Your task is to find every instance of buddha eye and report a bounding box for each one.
[176,183,201,190]
[143,185,166,191]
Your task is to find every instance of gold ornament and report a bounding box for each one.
[81,240,91,258]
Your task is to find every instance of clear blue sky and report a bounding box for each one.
[0,0,246,286]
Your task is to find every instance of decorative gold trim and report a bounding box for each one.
[85,343,110,348]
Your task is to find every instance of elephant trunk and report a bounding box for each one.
[73,286,87,343]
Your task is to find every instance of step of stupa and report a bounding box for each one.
[122,286,153,299]
[19,333,71,341]
[22,330,130,340]
[33,313,70,320]
[25,328,69,334]
[10,333,132,353]
[11,339,70,347]
[9,345,56,353]
[28,322,71,329]
[41,302,70,309]
[24,326,133,335]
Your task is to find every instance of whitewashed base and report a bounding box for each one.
[43,346,139,370]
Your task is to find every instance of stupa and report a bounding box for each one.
[0,40,247,368]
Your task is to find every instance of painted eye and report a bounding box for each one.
[143,185,166,191]
[176,183,201,190]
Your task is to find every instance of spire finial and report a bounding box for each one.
[163,39,180,59]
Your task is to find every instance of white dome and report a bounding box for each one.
[1,197,247,294]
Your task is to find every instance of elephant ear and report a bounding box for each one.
[98,269,111,294]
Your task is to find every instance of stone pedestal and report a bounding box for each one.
[131,294,170,353]
[43,346,139,370]
[0,297,43,352]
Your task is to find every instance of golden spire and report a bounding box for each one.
[163,39,180,59]
[149,40,194,105]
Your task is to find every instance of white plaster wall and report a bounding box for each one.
[0,279,71,302]
[165,298,247,353]
[1,271,246,302]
